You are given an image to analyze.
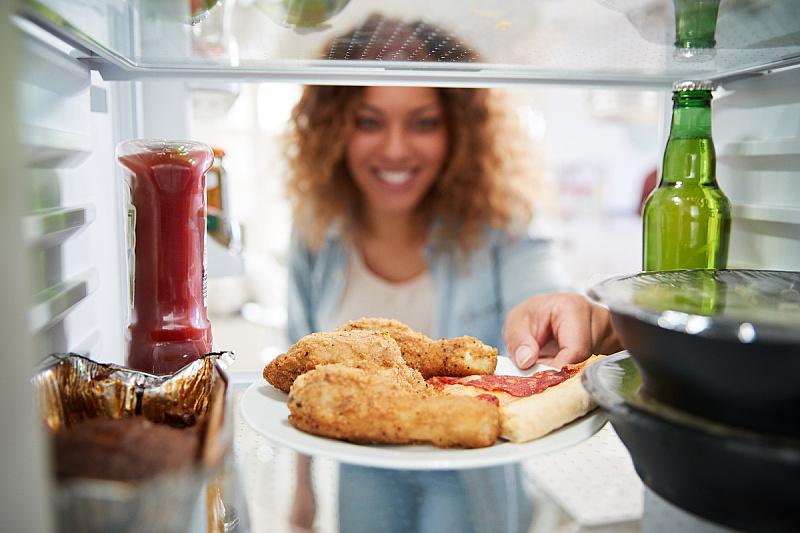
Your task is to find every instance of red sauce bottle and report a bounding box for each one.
[116,140,214,374]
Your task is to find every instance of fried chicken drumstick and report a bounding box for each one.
[288,364,500,448]
[264,320,503,448]
[336,318,498,378]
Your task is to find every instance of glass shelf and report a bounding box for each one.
[19,0,800,87]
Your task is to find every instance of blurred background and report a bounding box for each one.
[185,82,663,371]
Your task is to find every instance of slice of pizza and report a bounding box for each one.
[427,355,605,443]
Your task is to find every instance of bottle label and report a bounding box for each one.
[203,207,208,308]
[126,203,136,310]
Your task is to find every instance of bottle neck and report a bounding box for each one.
[662,90,715,185]
[669,91,713,139]
[673,0,721,50]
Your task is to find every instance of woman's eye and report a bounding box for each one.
[414,118,441,131]
[355,117,381,129]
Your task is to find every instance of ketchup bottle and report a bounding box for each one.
[116,139,214,374]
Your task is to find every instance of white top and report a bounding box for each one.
[328,251,435,337]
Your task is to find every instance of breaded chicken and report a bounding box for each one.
[263,329,428,393]
[335,318,498,378]
[287,365,500,448]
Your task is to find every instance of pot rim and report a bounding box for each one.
[588,269,800,345]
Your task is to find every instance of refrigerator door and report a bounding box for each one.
[14,20,130,363]
[1,4,53,531]
[2,16,137,529]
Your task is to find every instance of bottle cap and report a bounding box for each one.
[672,80,715,92]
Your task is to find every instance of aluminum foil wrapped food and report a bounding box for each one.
[32,352,236,533]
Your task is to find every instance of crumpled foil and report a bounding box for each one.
[32,352,237,533]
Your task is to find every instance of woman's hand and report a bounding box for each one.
[289,455,316,532]
[504,293,623,369]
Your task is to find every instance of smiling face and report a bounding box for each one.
[346,86,449,220]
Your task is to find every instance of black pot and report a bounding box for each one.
[589,269,800,437]
[583,354,800,533]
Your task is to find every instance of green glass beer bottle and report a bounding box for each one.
[673,0,721,60]
[642,80,731,271]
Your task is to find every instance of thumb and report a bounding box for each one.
[512,342,539,369]
[504,312,541,369]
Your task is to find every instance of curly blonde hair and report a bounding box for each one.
[284,16,541,254]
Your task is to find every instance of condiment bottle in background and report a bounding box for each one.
[206,147,231,246]
[116,139,214,374]
[206,148,227,213]
[642,80,731,271]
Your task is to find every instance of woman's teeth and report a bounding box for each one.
[379,170,413,185]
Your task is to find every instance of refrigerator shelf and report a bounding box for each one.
[19,0,800,88]
[719,139,800,158]
[29,272,98,333]
[733,204,800,228]
[23,206,96,250]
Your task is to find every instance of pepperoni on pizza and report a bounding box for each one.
[428,355,605,442]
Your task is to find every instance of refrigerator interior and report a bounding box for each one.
[3,0,800,530]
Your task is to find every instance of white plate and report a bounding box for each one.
[239,357,607,470]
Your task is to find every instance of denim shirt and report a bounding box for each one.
[286,223,574,355]
[287,222,575,533]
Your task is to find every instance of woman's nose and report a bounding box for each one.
[381,125,410,159]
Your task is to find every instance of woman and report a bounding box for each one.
[283,15,620,533]
[285,16,573,355]
[285,82,573,351]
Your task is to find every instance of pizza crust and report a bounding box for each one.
[498,369,595,443]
